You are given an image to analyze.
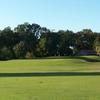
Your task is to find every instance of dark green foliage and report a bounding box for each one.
[25,52,34,59]
[75,29,97,50]
[0,23,99,59]
[0,47,13,60]
[94,34,100,56]
[13,41,27,59]
[58,30,75,56]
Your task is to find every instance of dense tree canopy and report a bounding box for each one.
[0,22,99,60]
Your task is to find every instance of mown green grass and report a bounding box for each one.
[0,56,99,72]
[0,56,100,100]
[0,76,100,100]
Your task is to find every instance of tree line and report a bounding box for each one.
[0,22,100,60]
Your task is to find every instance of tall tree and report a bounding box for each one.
[58,30,74,56]
[0,27,16,58]
[75,29,96,51]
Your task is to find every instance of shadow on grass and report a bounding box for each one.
[0,72,100,77]
[32,56,100,62]
[0,56,100,62]
[74,56,100,62]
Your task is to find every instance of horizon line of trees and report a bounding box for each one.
[0,22,100,60]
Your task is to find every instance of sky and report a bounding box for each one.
[0,0,100,32]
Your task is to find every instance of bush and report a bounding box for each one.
[0,47,13,60]
[25,52,33,59]
[13,41,26,59]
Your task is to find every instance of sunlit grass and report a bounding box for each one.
[0,56,100,100]
[0,76,100,100]
[0,56,99,73]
